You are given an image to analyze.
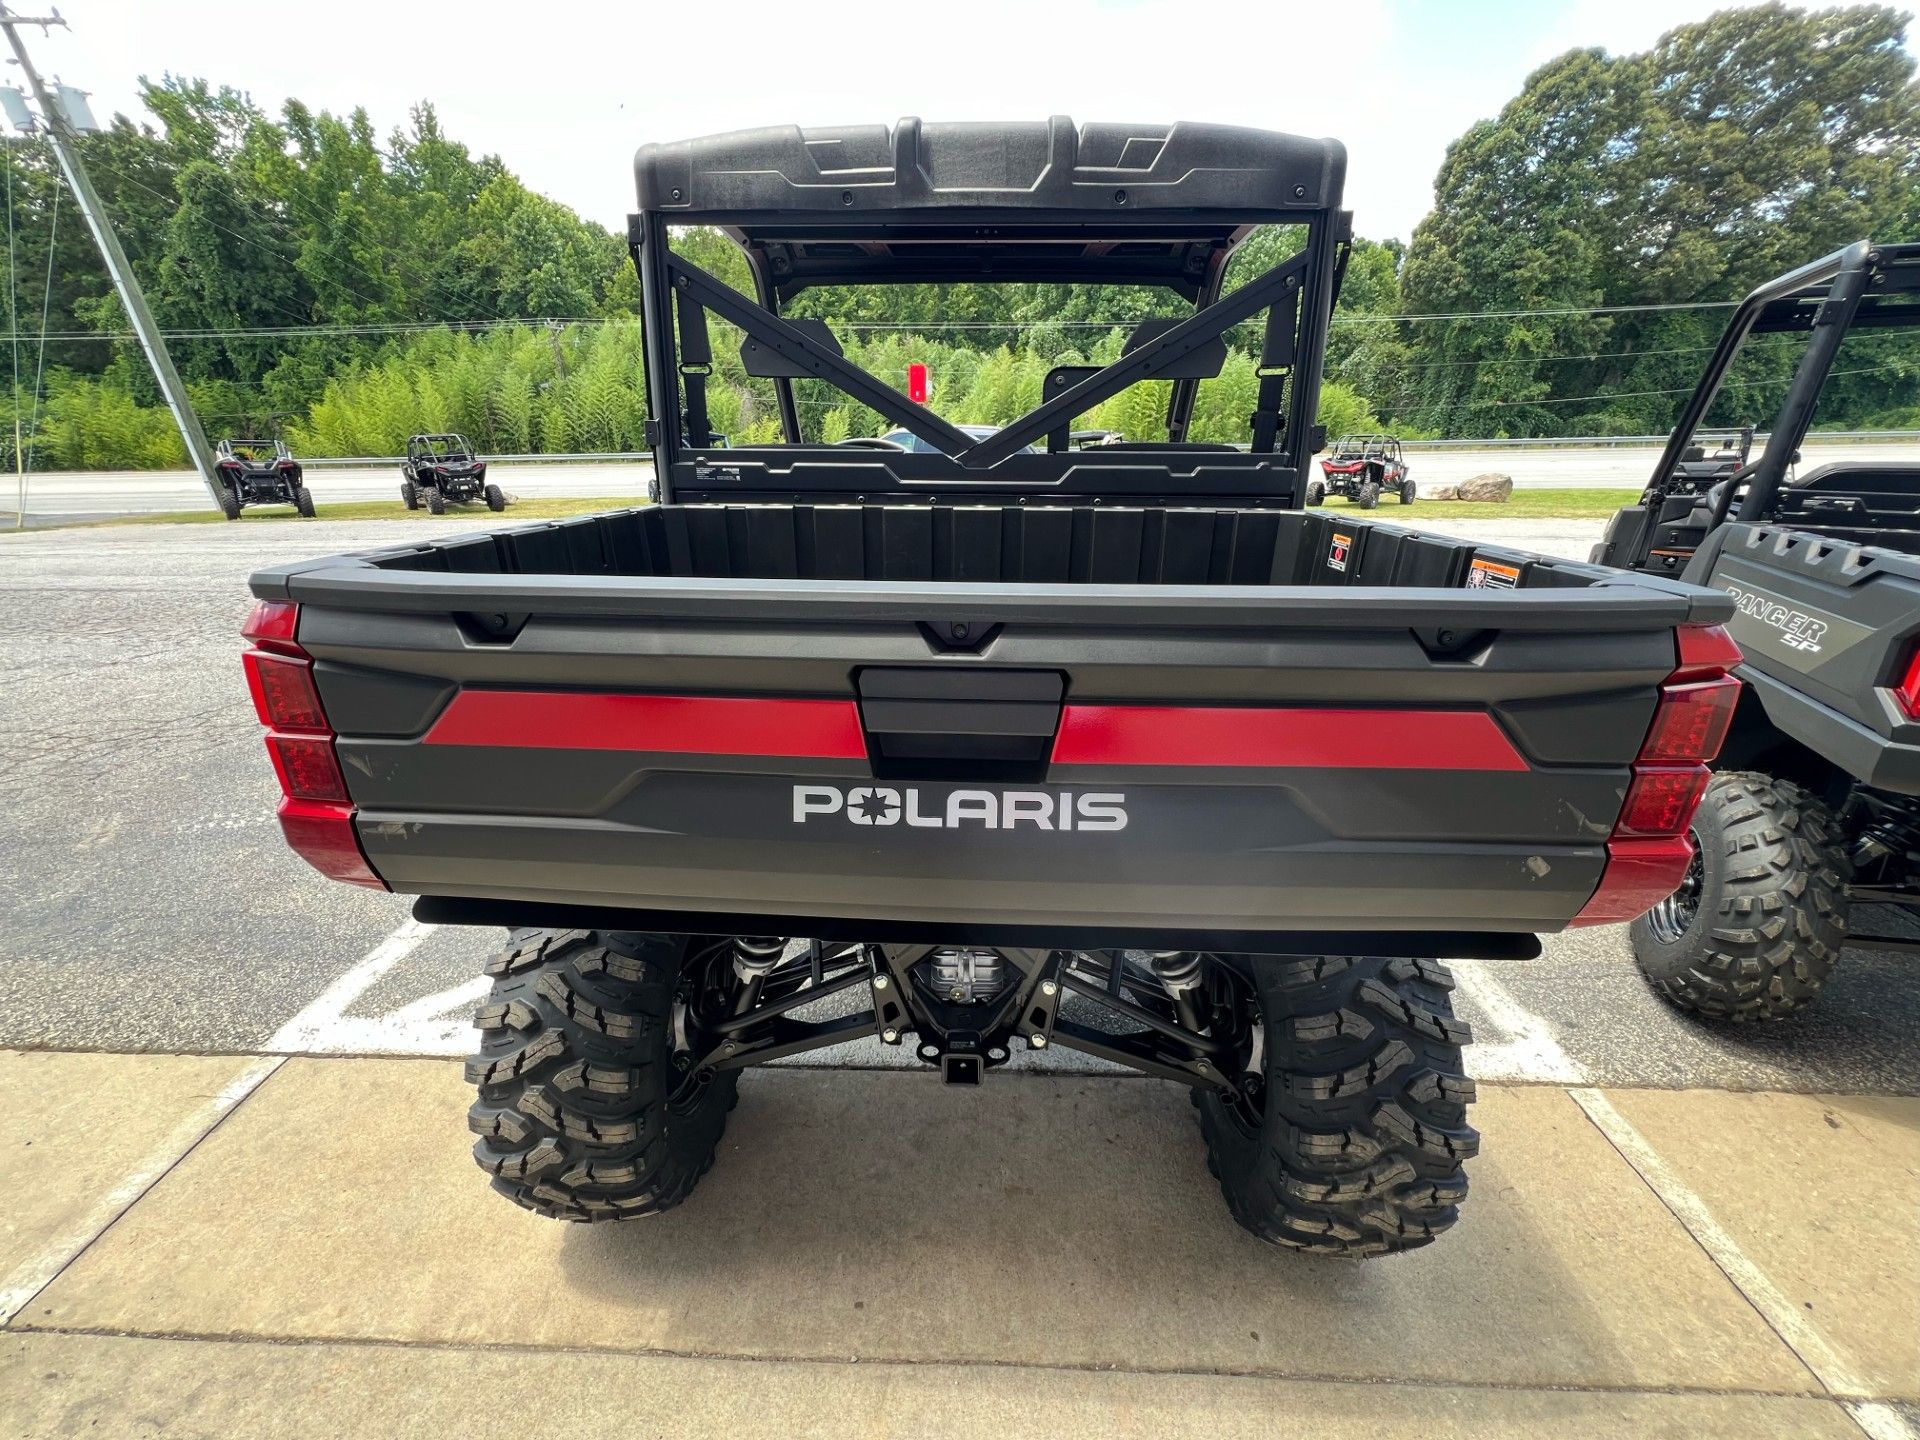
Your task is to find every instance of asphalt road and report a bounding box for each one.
[1,512,1915,1097]
[6,438,1916,522]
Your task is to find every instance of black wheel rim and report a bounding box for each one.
[1646,840,1706,943]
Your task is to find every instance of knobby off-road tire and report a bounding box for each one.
[216,482,241,520]
[484,482,507,512]
[467,928,738,1221]
[1305,480,1325,506]
[1399,478,1417,504]
[294,484,316,518]
[1630,772,1850,1021]
[1357,479,1381,509]
[1197,955,1478,1257]
[425,486,446,515]
[400,479,419,510]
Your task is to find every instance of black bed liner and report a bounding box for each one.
[256,504,1713,614]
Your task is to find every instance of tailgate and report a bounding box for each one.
[251,554,1735,948]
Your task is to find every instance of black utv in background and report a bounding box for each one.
[1595,241,1920,1019]
[401,433,504,513]
[246,118,1737,1258]
[213,438,313,519]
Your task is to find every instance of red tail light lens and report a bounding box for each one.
[1616,766,1710,837]
[242,600,388,890]
[1671,622,1743,681]
[1571,624,1741,926]
[243,599,301,652]
[1638,677,1739,762]
[266,732,351,803]
[1897,645,1920,719]
[243,650,326,731]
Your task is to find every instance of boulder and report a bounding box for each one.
[1428,483,1461,501]
[1457,472,1514,502]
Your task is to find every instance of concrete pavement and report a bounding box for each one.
[0,1053,1912,1437]
[3,507,1918,1437]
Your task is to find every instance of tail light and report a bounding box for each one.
[241,600,386,889]
[1570,624,1740,925]
[1896,644,1920,719]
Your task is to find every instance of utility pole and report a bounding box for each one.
[0,6,223,510]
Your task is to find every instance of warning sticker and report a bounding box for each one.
[1328,532,1352,572]
[1467,558,1521,589]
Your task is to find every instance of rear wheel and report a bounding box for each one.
[426,486,446,515]
[1630,772,1850,1021]
[401,479,419,510]
[1197,954,1477,1256]
[1399,478,1417,504]
[1306,480,1325,506]
[215,482,240,520]
[467,929,739,1221]
[485,482,506,512]
[294,484,316,518]
[1357,480,1381,509]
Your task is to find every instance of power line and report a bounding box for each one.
[0,313,621,341]
[1334,298,1743,325]
[816,298,1749,331]
[1392,362,1912,414]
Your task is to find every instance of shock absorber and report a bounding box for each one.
[731,936,787,1015]
[1147,950,1206,1034]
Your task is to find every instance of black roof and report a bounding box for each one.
[633,116,1346,220]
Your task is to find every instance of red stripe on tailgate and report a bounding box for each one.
[1051,706,1527,771]
[423,691,868,758]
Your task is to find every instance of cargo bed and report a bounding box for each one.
[249,504,1734,953]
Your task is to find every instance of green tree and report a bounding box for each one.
[1398,3,1920,437]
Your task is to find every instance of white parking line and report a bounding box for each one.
[1448,958,1588,1084]
[1570,1088,1915,1438]
[265,919,446,1055]
[0,1056,284,1326]
[383,975,490,1026]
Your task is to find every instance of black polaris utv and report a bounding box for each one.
[1594,241,1920,1019]
[247,118,1736,1257]
[401,433,504,514]
[212,438,313,519]
[1310,433,1412,507]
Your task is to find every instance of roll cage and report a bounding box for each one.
[408,434,474,462]
[1327,434,1400,462]
[629,117,1351,507]
[1657,241,1920,530]
[216,438,291,465]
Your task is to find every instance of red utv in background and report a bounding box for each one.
[1312,434,1413,508]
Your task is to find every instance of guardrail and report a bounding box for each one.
[300,451,654,468]
[1398,430,1920,451]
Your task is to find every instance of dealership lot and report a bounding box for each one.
[2,509,1916,1437]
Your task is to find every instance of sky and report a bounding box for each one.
[31,0,1785,243]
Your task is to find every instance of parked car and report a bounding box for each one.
[1594,241,1920,1020]
[1312,434,1412,508]
[244,117,1734,1257]
[401,434,503,514]
[213,438,312,519]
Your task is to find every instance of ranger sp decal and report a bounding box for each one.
[1723,581,1829,654]
[794,785,1128,831]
